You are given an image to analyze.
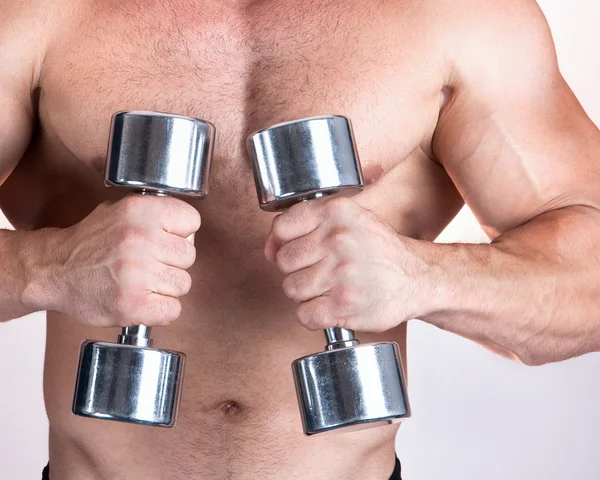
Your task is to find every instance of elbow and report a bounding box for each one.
[510,330,560,367]
[515,350,550,367]
[512,332,592,367]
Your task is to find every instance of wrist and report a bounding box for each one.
[416,240,518,341]
[18,227,66,313]
[396,237,458,322]
[404,239,486,327]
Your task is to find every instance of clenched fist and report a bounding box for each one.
[47,195,200,328]
[265,197,433,333]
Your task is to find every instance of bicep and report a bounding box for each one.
[433,0,600,238]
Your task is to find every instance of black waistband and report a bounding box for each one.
[43,458,401,479]
[390,457,402,479]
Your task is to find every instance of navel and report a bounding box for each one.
[218,400,243,415]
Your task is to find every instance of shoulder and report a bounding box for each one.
[0,0,60,94]
[0,0,49,44]
[425,0,559,92]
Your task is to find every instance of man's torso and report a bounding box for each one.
[1,0,464,478]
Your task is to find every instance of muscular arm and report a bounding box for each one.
[0,1,48,321]
[428,0,600,365]
[0,3,202,328]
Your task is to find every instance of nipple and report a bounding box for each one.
[362,164,385,185]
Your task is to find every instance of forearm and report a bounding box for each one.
[0,228,61,322]
[420,206,600,365]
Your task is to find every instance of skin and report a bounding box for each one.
[1,0,599,478]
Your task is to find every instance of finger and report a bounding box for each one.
[150,196,202,238]
[269,200,324,246]
[274,227,327,274]
[295,296,339,330]
[264,225,281,263]
[282,258,336,303]
[153,231,197,269]
[120,195,201,238]
[149,265,193,298]
[140,294,183,327]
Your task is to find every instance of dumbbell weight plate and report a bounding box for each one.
[292,342,410,435]
[106,111,214,196]
[247,115,363,211]
[73,341,184,427]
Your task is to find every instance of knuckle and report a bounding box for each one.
[335,261,356,280]
[284,272,319,301]
[113,261,146,295]
[271,214,287,240]
[296,301,333,330]
[152,298,181,326]
[327,228,353,251]
[187,207,202,232]
[184,241,197,266]
[275,246,292,272]
[170,200,201,232]
[118,226,148,250]
[282,275,299,299]
[164,298,182,322]
[113,258,135,279]
[333,287,355,311]
[296,303,319,330]
[324,197,353,217]
[119,195,144,216]
[178,271,193,295]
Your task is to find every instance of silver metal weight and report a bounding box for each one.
[72,111,215,427]
[247,116,410,435]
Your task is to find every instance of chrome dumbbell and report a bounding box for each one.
[72,111,214,427]
[247,115,410,435]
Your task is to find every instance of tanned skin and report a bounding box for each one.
[1,0,600,478]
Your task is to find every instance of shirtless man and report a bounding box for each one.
[2,0,600,478]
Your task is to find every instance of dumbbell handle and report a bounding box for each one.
[324,327,359,350]
[119,324,152,347]
[116,188,170,348]
[296,196,361,351]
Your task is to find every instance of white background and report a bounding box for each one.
[1,1,600,479]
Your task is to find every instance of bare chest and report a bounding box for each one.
[43,4,438,169]
[6,0,450,236]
